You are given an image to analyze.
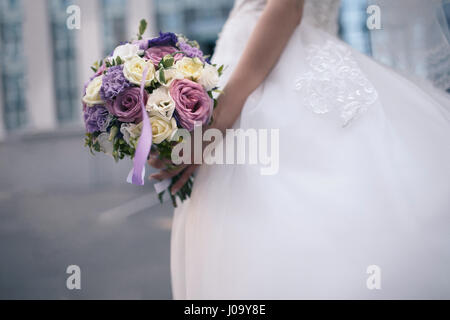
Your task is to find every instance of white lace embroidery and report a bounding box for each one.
[295,40,378,127]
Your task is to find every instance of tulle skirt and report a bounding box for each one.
[170,20,450,299]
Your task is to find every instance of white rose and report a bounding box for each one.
[150,115,178,144]
[82,75,104,106]
[109,43,139,63]
[155,67,184,87]
[120,123,140,148]
[199,63,220,91]
[96,133,114,156]
[176,57,203,80]
[146,87,176,121]
[123,56,155,86]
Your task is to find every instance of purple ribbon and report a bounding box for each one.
[131,66,152,185]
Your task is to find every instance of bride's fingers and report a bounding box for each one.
[149,148,160,157]
[150,165,186,181]
[171,165,198,195]
[148,151,174,169]
[147,156,166,170]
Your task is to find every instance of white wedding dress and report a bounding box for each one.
[170,0,450,299]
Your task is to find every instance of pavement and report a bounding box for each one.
[0,129,173,299]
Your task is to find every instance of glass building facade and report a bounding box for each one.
[444,0,450,41]
[101,0,128,56]
[339,0,372,55]
[0,0,379,135]
[48,0,79,124]
[0,0,27,131]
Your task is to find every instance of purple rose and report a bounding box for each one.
[144,45,183,67]
[132,39,149,50]
[106,87,148,123]
[148,32,178,48]
[84,105,112,133]
[177,41,204,61]
[100,65,130,101]
[170,79,213,131]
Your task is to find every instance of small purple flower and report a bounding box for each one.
[148,32,178,48]
[100,66,131,101]
[177,41,205,61]
[84,105,112,133]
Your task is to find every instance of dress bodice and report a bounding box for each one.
[229,0,341,35]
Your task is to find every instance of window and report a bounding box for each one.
[154,0,234,56]
[0,0,27,131]
[101,0,128,56]
[339,0,372,55]
[48,0,79,123]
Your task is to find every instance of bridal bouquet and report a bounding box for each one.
[82,20,223,206]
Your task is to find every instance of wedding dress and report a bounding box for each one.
[170,0,450,299]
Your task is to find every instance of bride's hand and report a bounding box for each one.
[147,134,201,195]
[147,92,241,195]
[147,89,244,195]
[148,158,198,195]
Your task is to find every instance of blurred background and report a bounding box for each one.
[0,0,449,299]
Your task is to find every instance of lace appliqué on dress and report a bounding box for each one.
[295,40,378,127]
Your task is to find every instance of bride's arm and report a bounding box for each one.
[212,0,304,132]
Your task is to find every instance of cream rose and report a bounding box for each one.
[176,57,203,80]
[198,63,220,91]
[123,56,155,86]
[150,115,178,144]
[146,87,176,121]
[109,43,139,63]
[155,67,184,87]
[82,75,104,106]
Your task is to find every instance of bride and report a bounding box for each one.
[149,0,450,299]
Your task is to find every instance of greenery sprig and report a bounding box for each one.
[137,19,148,40]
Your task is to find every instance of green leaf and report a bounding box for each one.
[93,141,101,152]
[158,191,165,204]
[217,65,224,76]
[138,19,148,40]
[161,54,174,68]
[159,68,166,84]
[109,126,119,141]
